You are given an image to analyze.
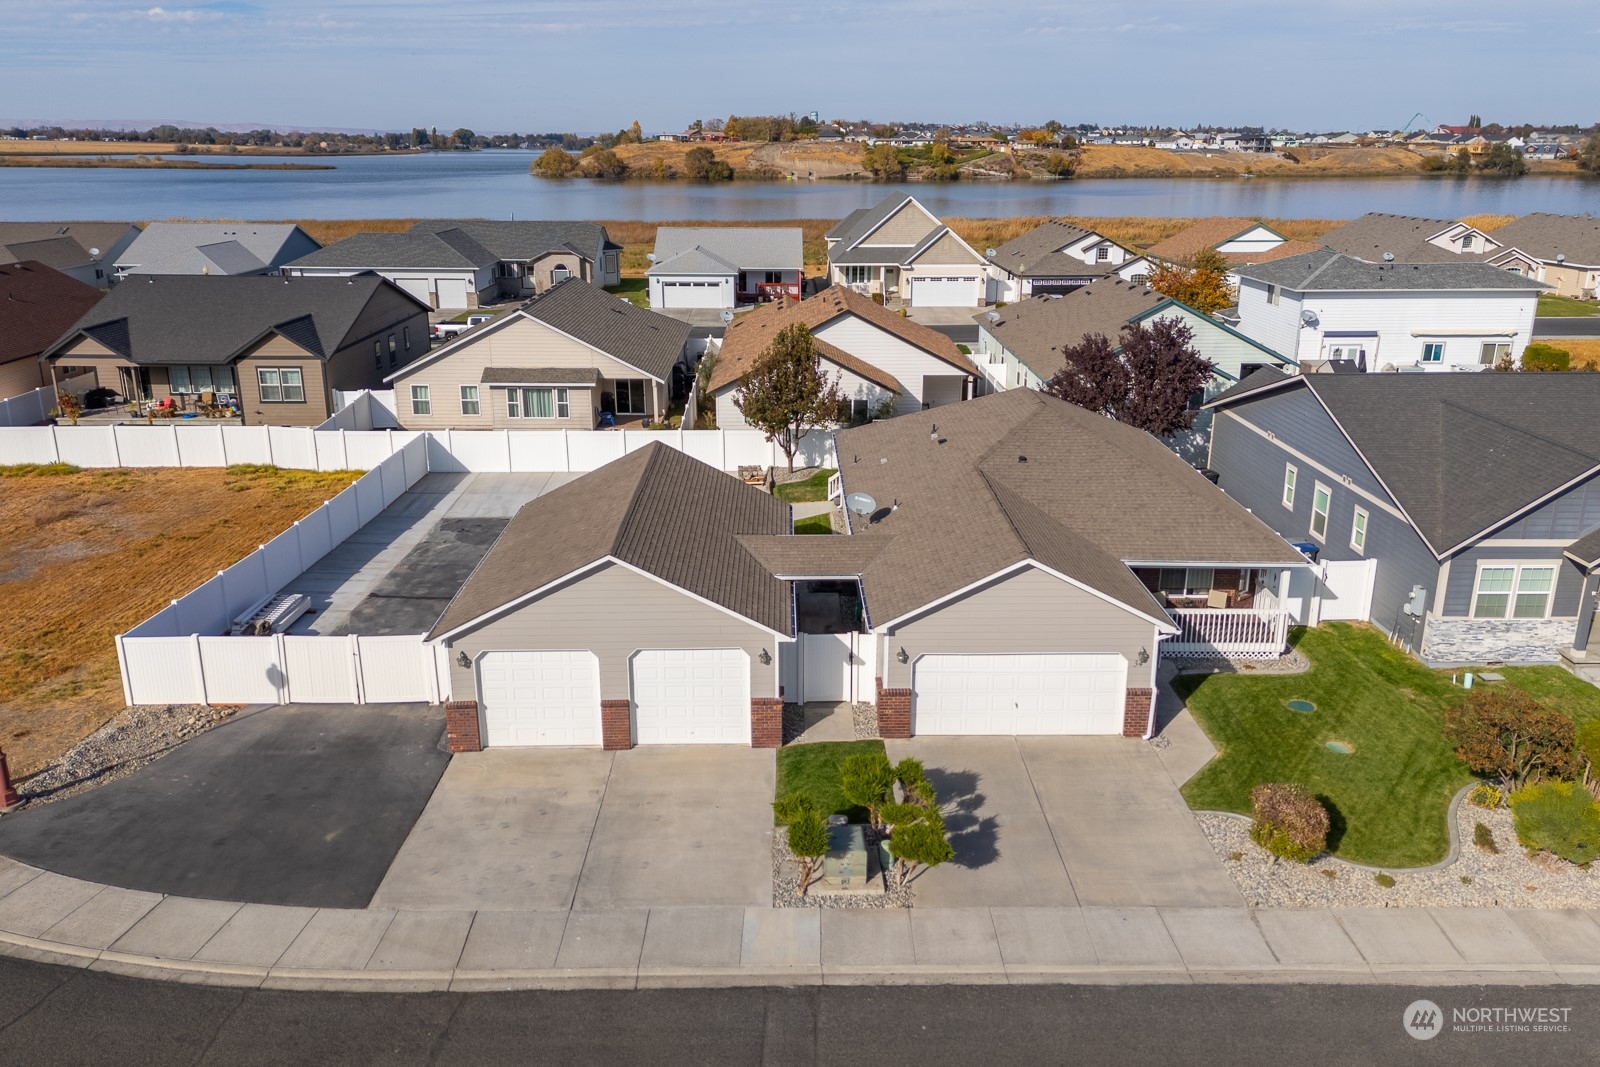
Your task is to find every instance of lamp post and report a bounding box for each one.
[0,746,19,812]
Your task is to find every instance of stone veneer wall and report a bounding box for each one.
[1420,616,1576,666]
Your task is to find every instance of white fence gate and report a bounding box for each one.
[1316,559,1378,622]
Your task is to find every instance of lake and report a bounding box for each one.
[3,149,1598,221]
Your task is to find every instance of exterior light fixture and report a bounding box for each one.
[897,647,910,664]
[759,648,771,666]
[1136,647,1149,666]
[455,650,470,668]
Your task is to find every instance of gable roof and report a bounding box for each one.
[709,286,973,393]
[825,194,968,267]
[429,443,793,638]
[1232,250,1545,292]
[1145,218,1285,264]
[826,194,935,249]
[1567,525,1600,570]
[114,223,319,276]
[1211,373,1600,553]
[0,262,104,368]
[649,227,803,273]
[408,219,615,261]
[982,222,1115,277]
[828,391,1304,627]
[41,274,406,366]
[1487,213,1600,267]
[974,280,1166,381]
[287,229,500,271]
[1316,212,1489,264]
[645,246,739,276]
[0,222,136,271]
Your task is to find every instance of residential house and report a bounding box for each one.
[1231,250,1545,372]
[0,261,103,400]
[0,221,141,289]
[38,275,429,426]
[1145,218,1320,268]
[1485,213,1600,300]
[287,220,621,308]
[385,278,692,430]
[824,194,988,307]
[113,223,321,279]
[647,227,804,309]
[1207,371,1600,670]
[1317,212,1503,263]
[427,392,1305,750]
[982,221,1151,302]
[706,287,976,428]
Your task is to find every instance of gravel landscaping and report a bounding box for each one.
[1173,646,1311,677]
[851,702,879,739]
[1198,796,1600,908]
[8,703,239,810]
[771,825,913,909]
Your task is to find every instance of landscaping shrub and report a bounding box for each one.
[1467,782,1503,809]
[1578,719,1600,798]
[773,794,829,895]
[1248,783,1330,863]
[1374,873,1396,888]
[1443,688,1580,791]
[1474,821,1498,854]
[1509,781,1600,865]
[837,751,897,828]
[893,757,935,807]
[1521,343,1572,372]
[887,808,954,886]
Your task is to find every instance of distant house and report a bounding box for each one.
[982,222,1151,302]
[1145,218,1319,268]
[285,220,622,308]
[647,227,804,309]
[1317,212,1503,263]
[385,279,693,431]
[39,275,429,426]
[1230,250,1545,372]
[0,261,103,400]
[0,221,141,289]
[113,223,321,279]
[824,194,988,308]
[1485,213,1600,300]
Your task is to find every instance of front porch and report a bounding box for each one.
[1134,566,1294,658]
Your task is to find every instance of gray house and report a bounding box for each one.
[1207,371,1600,674]
[0,221,141,289]
[113,223,321,279]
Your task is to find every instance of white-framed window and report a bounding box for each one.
[843,265,873,285]
[1095,244,1110,262]
[410,384,431,415]
[167,365,235,395]
[1472,563,1557,619]
[1461,233,1475,250]
[1350,506,1369,554]
[257,367,304,403]
[1157,568,1216,598]
[1421,342,1446,364]
[1282,463,1298,509]
[459,385,479,415]
[613,379,647,416]
[1267,283,1281,306]
[507,387,570,419]
[551,266,571,284]
[1130,273,1150,286]
[1480,342,1510,366]
[1309,482,1331,541]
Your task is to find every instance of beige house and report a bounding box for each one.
[1487,213,1600,300]
[824,194,988,307]
[386,279,693,430]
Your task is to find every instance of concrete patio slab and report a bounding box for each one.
[371,748,614,911]
[274,909,396,971]
[443,472,578,519]
[909,908,1003,967]
[885,737,1077,908]
[0,872,105,937]
[192,904,316,967]
[365,910,474,972]
[555,910,648,970]
[821,910,914,967]
[989,907,1098,966]
[1158,907,1276,968]
[1080,907,1183,967]
[1253,909,1365,966]
[740,907,819,968]
[640,907,745,969]
[39,887,162,950]
[1332,909,1462,966]
[1429,908,1547,965]
[110,897,241,960]
[1510,909,1600,965]
[456,911,568,972]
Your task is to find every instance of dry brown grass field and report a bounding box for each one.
[1535,338,1600,369]
[0,464,360,777]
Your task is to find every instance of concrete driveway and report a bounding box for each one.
[371,746,775,911]
[886,736,1240,909]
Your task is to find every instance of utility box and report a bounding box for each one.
[822,823,869,891]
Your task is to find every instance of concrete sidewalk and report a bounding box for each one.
[6,856,1600,991]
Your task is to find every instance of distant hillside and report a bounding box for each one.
[611,140,867,179]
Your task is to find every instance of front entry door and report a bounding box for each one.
[118,367,151,402]
[883,266,899,296]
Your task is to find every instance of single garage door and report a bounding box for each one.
[392,276,433,306]
[912,653,1127,735]
[477,650,601,746]
[660,280,725,309]
[435,277,470,308]
[910,275,981,307]
[631,648,750,744]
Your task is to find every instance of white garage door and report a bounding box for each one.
[910,275,981,307]
[912,653,1127,735]
[477,650,601,747]
[435,277,470,308]
[631,648,750,744]
[392,276,433,306]
[660,280,725,309]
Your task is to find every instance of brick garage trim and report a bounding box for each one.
[751,697,783,748]
[1123,687,1154,738]
[445,700,482,753]
[875,676,912,739]
[601,699,633,750]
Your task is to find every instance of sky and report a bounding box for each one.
[4,0,1597,134]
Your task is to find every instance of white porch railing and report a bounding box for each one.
[1166,608,1291,658]
[827,471,842,502]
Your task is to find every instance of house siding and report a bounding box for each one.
[860,202,937,247]
[1442,547,1587,618]
[442,561,777,702]
[529,251,591,294]
[713,360,894,430]
[911,231,984,267]
[879,566,1160,692]
[811,316,966,410]
[237,336,329,426]
[0,358,46,399]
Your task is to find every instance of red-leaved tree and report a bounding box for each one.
[1044,316,1215,436]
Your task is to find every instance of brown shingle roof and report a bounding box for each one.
[429,443,793,639]
[1489,212,1600,267]
[1316,212,1489,264]
[708,287,972,393]
[976,280,1166,381]
[0,261,103,368]
[479,367,600,385]
[1146,218,1284,264]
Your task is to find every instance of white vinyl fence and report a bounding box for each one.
[0,373,94,428]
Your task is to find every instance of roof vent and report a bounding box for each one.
[1382,252,1395,262]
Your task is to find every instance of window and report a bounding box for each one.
[550,266,571,284]
[843,265,872,286]
[1421,342,1446,364]
[1095,244,1110,262]
[1157,568,1216,598]
[256,367,304,403]
[1480,342,1510,366]
[1461,234,1475,250]
[403,326,412,351]
[1131,273,1150,286]
[374,340,383,370]
[1282,463,1298,509]
[1309,483,1331,541]
[764,270,784,284]
[1350,507,1369,554]
[507,387,569,419]
[166,365,234,395]
[1267,283,1281,306]
[613,379,647,416]
[410,384,431,415]
[459,385,479,416]
[1473,564,1556,619]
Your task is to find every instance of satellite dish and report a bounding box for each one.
[646,253,656,262]
[88,247,100,257]
[984,310,1000,324]
[1557,253,1566,263]
[1382,252,1395,262]
[985,248,997,257]
[720,309,734,323]
[845,492,877,519]
[1300,309,1319,327]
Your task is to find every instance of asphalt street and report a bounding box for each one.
[1532,317,1600,337]
[0,957,1595,1066]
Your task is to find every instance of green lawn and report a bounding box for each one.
[774,739,886,824]
[1537,294,1600,317]
[774,469,832,504]
[605,278,649,307]
[794,514,832,535]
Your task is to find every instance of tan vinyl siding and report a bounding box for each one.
[529,252,591,293]
[444,561,777,701]
[861,202,938,247]
[475,383,598,430]
[881,565,1159,688]
[237,338,328,426]
[0,358,47,399]
[913,230,984,267]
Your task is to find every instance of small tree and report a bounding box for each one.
[1578,719,1600,799]
[451,127,476,148]
[1248,783,1329,862]
[582,148,629,181]
[887,809,954,886]
[1521,343,1571,372]
[55,389,82,426]
[532,146,578,178]
[1044,317,1215,437]
[1147,247,1232,315]
[863,143,905,181]
[1577,135,1600,175]
[733,323,845,471]
[838,750,897,828]
[1444,688,1581,792]
[893,757,935,807]
[1042,151,1075,178]
[773,794,830,895]
[684,145,733,182]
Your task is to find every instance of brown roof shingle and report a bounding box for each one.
[975,280,1166,381]
[0,261,103,368]
[1145,218,1284,264]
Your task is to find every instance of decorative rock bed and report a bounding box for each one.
[772,825,913,909]
[1197,795,1600,908]
[851,702,879,739]
[1174,647,1312,677]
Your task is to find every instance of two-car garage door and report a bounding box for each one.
[658,281,726,309]
[909,275,982,307]
[911,653,1127,735]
